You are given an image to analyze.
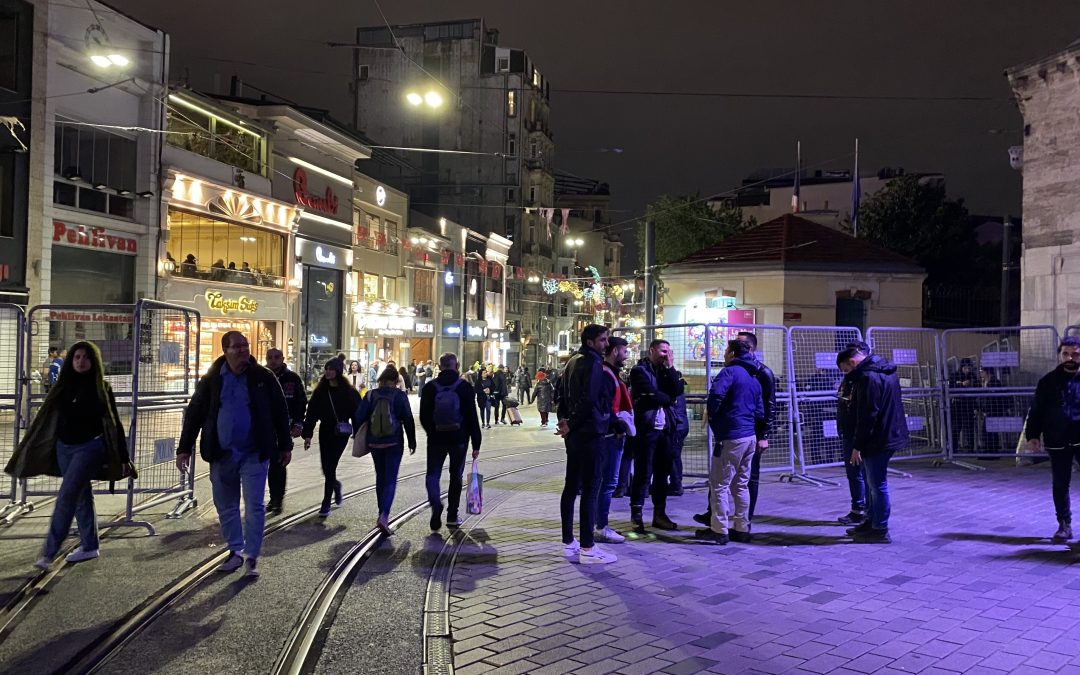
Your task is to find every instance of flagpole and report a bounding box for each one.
[852,138,860,237]
[791,140,801,214]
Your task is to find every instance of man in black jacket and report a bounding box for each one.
[420,352,483,530]
[628,339,685,533]
[836,341,870,526]
[264,348,306,515]
[556,324,617,564]
[1025,336,1080,542]
[492,365,510,424]
[176,331,293,577]
[839,345,909,544]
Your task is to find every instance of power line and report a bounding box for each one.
[551,87,1009,103]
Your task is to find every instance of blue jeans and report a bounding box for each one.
[595,435,624,530]
[44,437,105,558]
[861,451,892,530]
[371,445,404,516]
[843,440,867,513]
[210,450,269,559]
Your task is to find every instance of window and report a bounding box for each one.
[532,69,541,88]
[166,102,267,176]
[0,154,14,237]
[361,273,379,300]
[506,90,516,117]
[506,134,516,156]
[507,283,522,314]
[0,13,18,91]
[504,215,515,239]
[506,187,516,202]
[528,185,537,204]
[414,269,435,305]
[497,57,510,73]
[53,118,136,218]
[357,213,399,255]
[167,207,286,286]
[358,64,369,81]
[530,140,538,158]
[382,276,397,301]
[559,299,569,317]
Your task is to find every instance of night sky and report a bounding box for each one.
[106,1,1080,248]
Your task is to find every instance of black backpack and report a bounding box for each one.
[432,379,464,431]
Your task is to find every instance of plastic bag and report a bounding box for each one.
[466,458,483,514]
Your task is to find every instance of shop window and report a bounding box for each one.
[167,207,285,286]
[506,90,516,117]
[361,272,379,300]
[414,269,435,305]
[382,276,397,302]
[165,101,267,176]
[53,117,136,218]
[51,246,135,304]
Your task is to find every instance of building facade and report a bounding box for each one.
[1006,40,1080,330]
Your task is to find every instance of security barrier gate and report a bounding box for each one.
[0,305,25,522]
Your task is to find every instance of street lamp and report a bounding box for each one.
[406,89,444,108]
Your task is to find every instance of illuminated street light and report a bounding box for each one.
[90,53,130,68]
[406,92,424,106]
[406,89,444,108]
[424,91,444,108]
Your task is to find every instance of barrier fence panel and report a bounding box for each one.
[789,326,863,480]
[0,305,25,521]
[867,327,947,462]
[942,326,1060,462]
[1066,325,1080,337]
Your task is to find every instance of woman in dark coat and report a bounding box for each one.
[533,370,556,428]
[476,369,494,429]
[302,359,362,517]
[6,341,133,571]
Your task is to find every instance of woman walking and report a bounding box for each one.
[534,370,555,428]
[302,359,362,518]
[476,369,494,429]
[353,367,417,534]
[5,341,134,570]
[346,360,365,393]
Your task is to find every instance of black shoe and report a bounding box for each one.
[1052,520,1073,543]
[267,501,282,515]
[667,485,684,497]
[695,529,728,544]
[446,512,461,527]
[612,486,626,499]
[631,506,645,533]
[837,510,866,525]
[430,505,443,531]
[652,513,678,531]
[692,511,710,526]
[853,528,892,544]
[334,480,343,506]
[729,530,752,544]
[846,520,873,536]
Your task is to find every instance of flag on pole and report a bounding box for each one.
[851,138,861,237]
[791,140,801,213]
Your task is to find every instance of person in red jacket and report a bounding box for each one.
[595,336,635,544]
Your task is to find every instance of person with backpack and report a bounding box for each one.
[353,366,417,535]
[420,352,482,530]
[302,359,361,518]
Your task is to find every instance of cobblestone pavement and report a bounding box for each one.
[448,459,1080,675]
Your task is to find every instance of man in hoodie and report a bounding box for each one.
[839,344,909,544]
[557,324,617,564]
[595,336,634,544]
[264,348,307,515]
[420,352,483,530]
[1025,336,1080,542]
[628,339,685,533]
[835,341,870,526]
[176,331,293,577]
[699,339,763,544]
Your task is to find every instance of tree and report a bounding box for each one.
[637,195,754,268]
[857,175,979,283]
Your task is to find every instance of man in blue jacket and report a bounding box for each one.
[839,344,909,544]
[176,331,293,577]
[699,339,763,544]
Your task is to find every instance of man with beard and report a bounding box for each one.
[1026,336,1080,542]
[595,336,634,544]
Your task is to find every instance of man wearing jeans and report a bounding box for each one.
[839,344,909,544]
[1025,336,1080,542]
[557,324,616,564]
[836,341,870,525]
[420,352,482,530]
[595,336,634,544]
[699,339,763,544]
[176,331,293,577]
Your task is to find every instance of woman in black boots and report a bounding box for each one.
[302,359,362,517]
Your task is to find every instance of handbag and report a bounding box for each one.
[466,458,483,515]
[351,422,370,457]
[328,391,353,437]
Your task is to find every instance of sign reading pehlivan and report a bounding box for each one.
[53,220,138,254]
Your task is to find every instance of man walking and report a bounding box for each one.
[264,348,306,515]
[836,341,870,525]
[698,339,763,544]
[595,336,634,544]
[557,324,617,564]
[1026,336,1080,542]
[628,339,685,532]
[420,352,482,530]
[839,344,909,544]
[492,365,510,424]
[176,331,293,577]
[515,366,532,405]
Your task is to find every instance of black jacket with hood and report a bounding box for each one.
[848,354,909,456]
[629,357,685,437]
[419,370,483,450]
[1027,364,1080,448]
[557,345,614,437]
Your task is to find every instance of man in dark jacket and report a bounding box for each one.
[176,331,292,577]
[628,338,685,533]
[1026,336,1080,542]
[264,348,306,515]
[492,365,510,424]
[420,352,483,530]
[698,339,763,544]
[556,324,617,564]
[839,345,909,544]
[836,341,870,526]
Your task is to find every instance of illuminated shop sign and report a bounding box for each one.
[315,246,336,265]
[293,167,339,215]
[205,290,259,315]
[310,334,330,345]
[415,322,435,334]
[356,314,415,333]
[375,185,387,206]
[53,221,137,254]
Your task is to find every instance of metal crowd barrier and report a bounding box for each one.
[0,304,26,522]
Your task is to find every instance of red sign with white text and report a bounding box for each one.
[52,220,137,255]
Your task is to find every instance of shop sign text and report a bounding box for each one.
[53,221,137,254]
[293,168,339,215]
[205,290,259,315]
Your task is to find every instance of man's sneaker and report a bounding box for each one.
[838,510,866,525]
[244,558,260,578]
[66,547,100,563]
[267,502,283,516]
[846,520,873,536]
[33,557,51,572]
[579,545,617,565]
[853,528,892,544]
[1052,519,1073,543]
[446,512,462,527]
[695,528,729,544]
[692,511,711,526]
[430,505,444,531]
[595,527,626,544]
[729,530,752,544]
[216,552,245,573]
[563,540,580,560]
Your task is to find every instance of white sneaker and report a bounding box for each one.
[244,558,260,578]
[65,547,100,563]
[594,527,626,544]
[579,545,617,565]
[563,540,580,559]
[216,552,245,573]
[34,557,51,572]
